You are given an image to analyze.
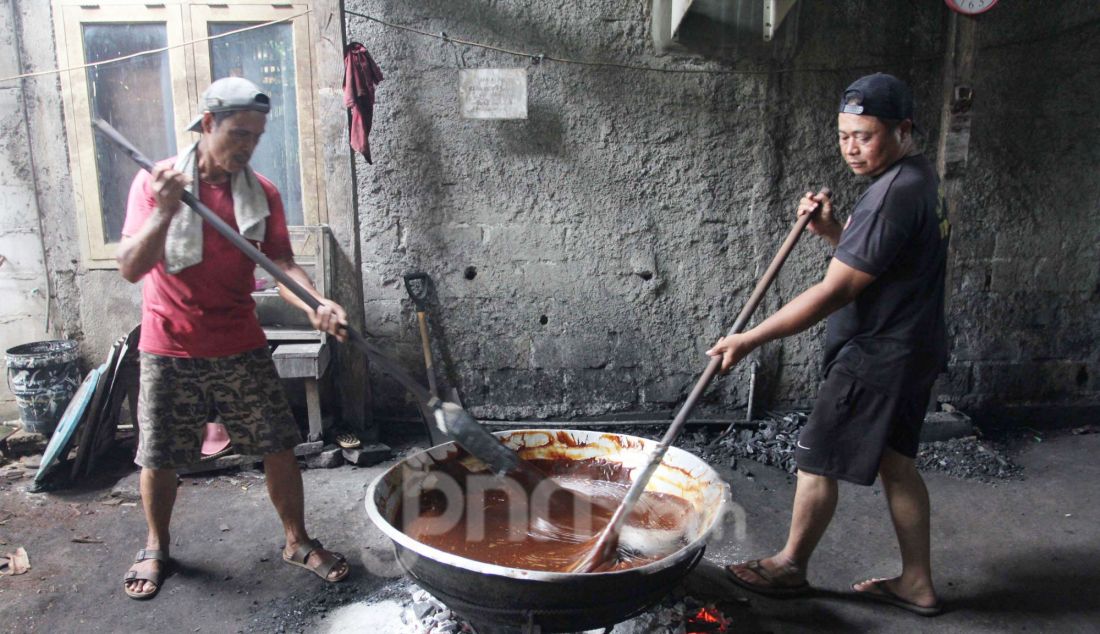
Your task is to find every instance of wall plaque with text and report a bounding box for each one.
[459,69,528,119]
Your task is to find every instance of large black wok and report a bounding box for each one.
[365,429,730,631]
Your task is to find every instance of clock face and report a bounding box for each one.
[945,0,999,15]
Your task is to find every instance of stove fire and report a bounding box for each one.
[400,583,735,633]
[685,605,731,633]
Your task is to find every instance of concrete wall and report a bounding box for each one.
[942,1,1100,425]
[0,0,52,418]
[347,0,1099,425]
[2,0,1096,428]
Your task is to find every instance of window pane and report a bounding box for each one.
[208,22,303,226]
[83,23,176,243]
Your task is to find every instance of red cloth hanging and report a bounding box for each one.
[343,42,383,164]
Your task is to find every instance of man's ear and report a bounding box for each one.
[201,112,216,134]
[896,119,913,143]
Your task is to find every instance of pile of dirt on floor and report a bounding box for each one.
[242,579,388,634]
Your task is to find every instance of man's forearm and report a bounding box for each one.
[116,212,173,282]
[274,258,348,340]
[275,261,324,312]
[744,282,850,349]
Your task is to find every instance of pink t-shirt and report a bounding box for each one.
[122,161,293,358]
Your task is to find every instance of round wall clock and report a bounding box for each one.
[944,0,999,16]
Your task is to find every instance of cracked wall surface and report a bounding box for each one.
[940,3,1100,424]
[347,0,1098,424]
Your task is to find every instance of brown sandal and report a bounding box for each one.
[283,538,349,583]
[123,549,169,600]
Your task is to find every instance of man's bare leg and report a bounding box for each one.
[730,470,838,587]
[263,448,348,581]
[125,467,177,596]
[853,448,938,607]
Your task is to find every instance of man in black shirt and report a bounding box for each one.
[707,73,948,616]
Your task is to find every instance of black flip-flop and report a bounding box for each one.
[726,560,812,598]
[851,579,943,616]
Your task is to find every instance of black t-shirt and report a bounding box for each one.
[824,154,949,394]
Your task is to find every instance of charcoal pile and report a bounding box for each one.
[916,436,1023,482]
[700,413,808,474]
[610,590,736,633]
[665,411,1024,484]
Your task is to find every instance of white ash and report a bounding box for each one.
[403,588,479,634]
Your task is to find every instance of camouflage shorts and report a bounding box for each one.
[135,348,301,469]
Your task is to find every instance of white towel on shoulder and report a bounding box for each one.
[163,142,270,274]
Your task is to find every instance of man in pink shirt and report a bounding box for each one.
[118,77,350,599]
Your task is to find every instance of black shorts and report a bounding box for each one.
[794,370,930,486]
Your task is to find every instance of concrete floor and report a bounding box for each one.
[0,428,1097,633]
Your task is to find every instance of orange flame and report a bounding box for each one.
[686,605,729,632]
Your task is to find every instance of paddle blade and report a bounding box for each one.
[433,401,523,476]
[565,531,620,573]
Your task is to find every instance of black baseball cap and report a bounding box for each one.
[838,73,914,121]
[185,77,271,132]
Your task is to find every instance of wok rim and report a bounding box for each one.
[364,428,729,581]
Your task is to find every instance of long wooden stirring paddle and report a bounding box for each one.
[569,188,831,572]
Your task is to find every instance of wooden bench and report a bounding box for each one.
[271,341,330,442]
[255,226,334,448]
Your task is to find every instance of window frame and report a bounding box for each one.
[52,0,324,269]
